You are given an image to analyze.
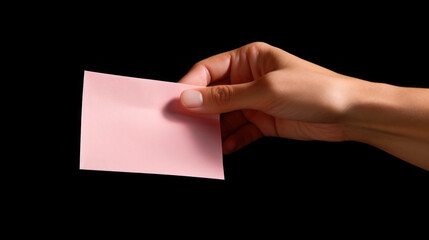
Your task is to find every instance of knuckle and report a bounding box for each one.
[248,41,270,51]
[210,85,233,106]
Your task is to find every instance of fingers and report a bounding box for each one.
[178,51,232,86]
[220,111,248,140]
[179,42,280,87]
[180,81,263,114]
[222,123,263,154]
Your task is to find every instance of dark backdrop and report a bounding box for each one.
[22,5,429,222]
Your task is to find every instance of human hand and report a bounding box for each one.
[179,42,358,154]
[178,42,429,170]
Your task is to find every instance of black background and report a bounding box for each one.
[17,4,429,224]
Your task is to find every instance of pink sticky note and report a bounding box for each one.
[80,71,224,180]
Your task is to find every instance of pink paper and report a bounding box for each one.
[80,71,224,180]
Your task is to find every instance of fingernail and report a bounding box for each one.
[181,90,203,108]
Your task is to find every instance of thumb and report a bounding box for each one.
[180,81,262,114]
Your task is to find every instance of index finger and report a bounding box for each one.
[178,51,232,86]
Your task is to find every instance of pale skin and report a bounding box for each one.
[179,42,429,171]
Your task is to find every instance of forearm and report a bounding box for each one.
[343,79,429,170]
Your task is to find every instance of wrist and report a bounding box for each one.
[339,78,429,170]
[339,78,399,143]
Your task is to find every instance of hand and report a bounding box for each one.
[178,42,429,171]
[179,42,357,154]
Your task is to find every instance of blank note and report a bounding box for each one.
[80,71,224,180]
